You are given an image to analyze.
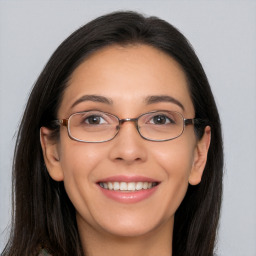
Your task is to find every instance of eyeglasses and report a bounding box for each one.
[54,110,199,143]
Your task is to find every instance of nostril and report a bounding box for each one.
[114,155,143,163]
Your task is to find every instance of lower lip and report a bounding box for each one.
[98,185,159,203]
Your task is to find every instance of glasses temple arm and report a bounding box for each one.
[46,119,68,129]
[185,118,210,127]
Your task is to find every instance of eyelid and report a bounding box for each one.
[69,109,110,118]
[78,111,117,125]
[69,109,182,120]
[147,112,173,122]
[81,112,109,119]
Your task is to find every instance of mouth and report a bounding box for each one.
[98,181,159,191]
[96,175,160,203]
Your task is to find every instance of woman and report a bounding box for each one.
[2,11,223,256]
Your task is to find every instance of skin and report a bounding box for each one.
[41,44,211,256]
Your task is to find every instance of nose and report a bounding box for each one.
[108,121,148,164]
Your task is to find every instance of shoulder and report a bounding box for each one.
[38,249,52,256]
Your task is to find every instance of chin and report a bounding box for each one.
[96,212,172,238]
[102,224,156,238]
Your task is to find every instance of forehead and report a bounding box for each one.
[59,44,194,117]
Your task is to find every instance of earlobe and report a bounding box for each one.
[40,127,64,181]
[189,126,211,185]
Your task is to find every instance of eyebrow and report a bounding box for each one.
[145,95,184,110]
[71,94,184,111]
[71,94,113,108]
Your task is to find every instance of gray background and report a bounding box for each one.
[0,1,256,255]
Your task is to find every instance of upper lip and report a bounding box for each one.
[96,175,160,183]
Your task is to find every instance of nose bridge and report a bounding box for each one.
[118,117,139,135]
[109,117,147,163]
[119,117,138,126]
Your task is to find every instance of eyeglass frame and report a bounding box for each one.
[52,110,205,143]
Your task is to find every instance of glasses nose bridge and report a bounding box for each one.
[117,117,140,137]
[119,117,139,126]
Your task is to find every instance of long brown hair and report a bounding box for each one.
[2,11,223,256]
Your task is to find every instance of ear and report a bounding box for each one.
[189,126,211,185]
[40,127,64,181]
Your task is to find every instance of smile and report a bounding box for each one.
[98,181,158,191]
[97,176,160,203]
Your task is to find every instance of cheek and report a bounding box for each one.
[60,143,99,177]
[59,132,107,175]
[150,137,196,213]
[58,137,107,207]
[153,138,195,178]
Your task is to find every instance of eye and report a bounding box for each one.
[84,115,107,125]
[149,114,175,125]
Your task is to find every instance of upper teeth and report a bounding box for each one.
[99,181,157,191]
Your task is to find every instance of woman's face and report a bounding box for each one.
[41,44,209,239]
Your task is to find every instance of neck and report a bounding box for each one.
[77,216,173,256]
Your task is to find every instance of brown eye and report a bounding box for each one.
[85,115,103,125]
[153,115,168,124]
[151,115,174,125]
